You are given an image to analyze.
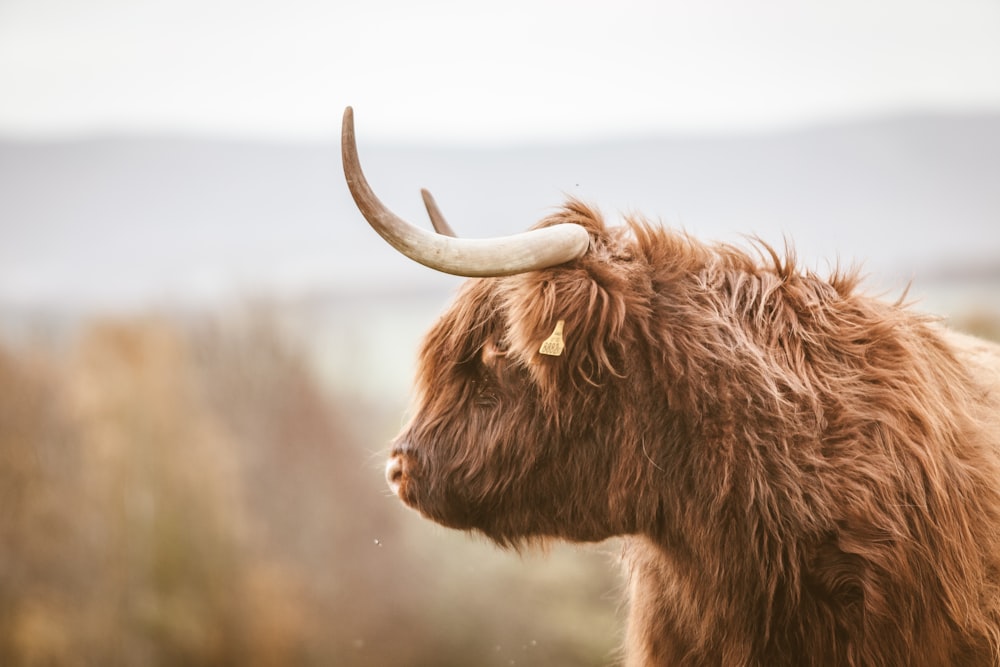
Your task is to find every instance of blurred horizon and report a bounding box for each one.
[2,110,998,315]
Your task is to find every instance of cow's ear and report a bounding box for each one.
[501,259,631,392]
[499,200,650,395]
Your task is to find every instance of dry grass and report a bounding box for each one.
[0,312,622,666]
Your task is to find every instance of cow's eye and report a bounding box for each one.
[480,339,508,368]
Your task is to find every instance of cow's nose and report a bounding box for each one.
[386,454,405,496]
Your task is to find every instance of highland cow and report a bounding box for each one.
[341,108,1000,666]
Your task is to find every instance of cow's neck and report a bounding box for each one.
[622,535,763,665]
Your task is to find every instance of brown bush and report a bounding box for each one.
[0,313,622,666]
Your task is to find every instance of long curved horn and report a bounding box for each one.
[341,107,590,277]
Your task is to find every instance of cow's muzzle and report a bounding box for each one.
[386,443,417,500]
[386,454,405,496]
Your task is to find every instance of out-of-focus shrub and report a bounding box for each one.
[0,314,624,666]
[954,312,1000,342]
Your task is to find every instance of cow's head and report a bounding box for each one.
[343,108,670,546]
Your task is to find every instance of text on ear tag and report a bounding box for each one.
[539,320,566,357]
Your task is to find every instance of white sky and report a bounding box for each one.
[1,0,999,144]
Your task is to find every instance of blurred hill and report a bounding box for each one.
[1,112,998,311]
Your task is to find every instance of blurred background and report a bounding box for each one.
[1,1,999,665]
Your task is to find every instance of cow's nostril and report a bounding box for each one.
[386,455,405,495]
[388,458,403,483]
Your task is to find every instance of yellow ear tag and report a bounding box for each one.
[539,320,566,357]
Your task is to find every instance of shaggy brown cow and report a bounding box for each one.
[341,108,1000,666]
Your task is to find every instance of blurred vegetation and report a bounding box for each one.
[952,312,1000,342]
[0,312,622,666]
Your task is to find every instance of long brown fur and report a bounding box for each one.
[389,200,1000,666]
